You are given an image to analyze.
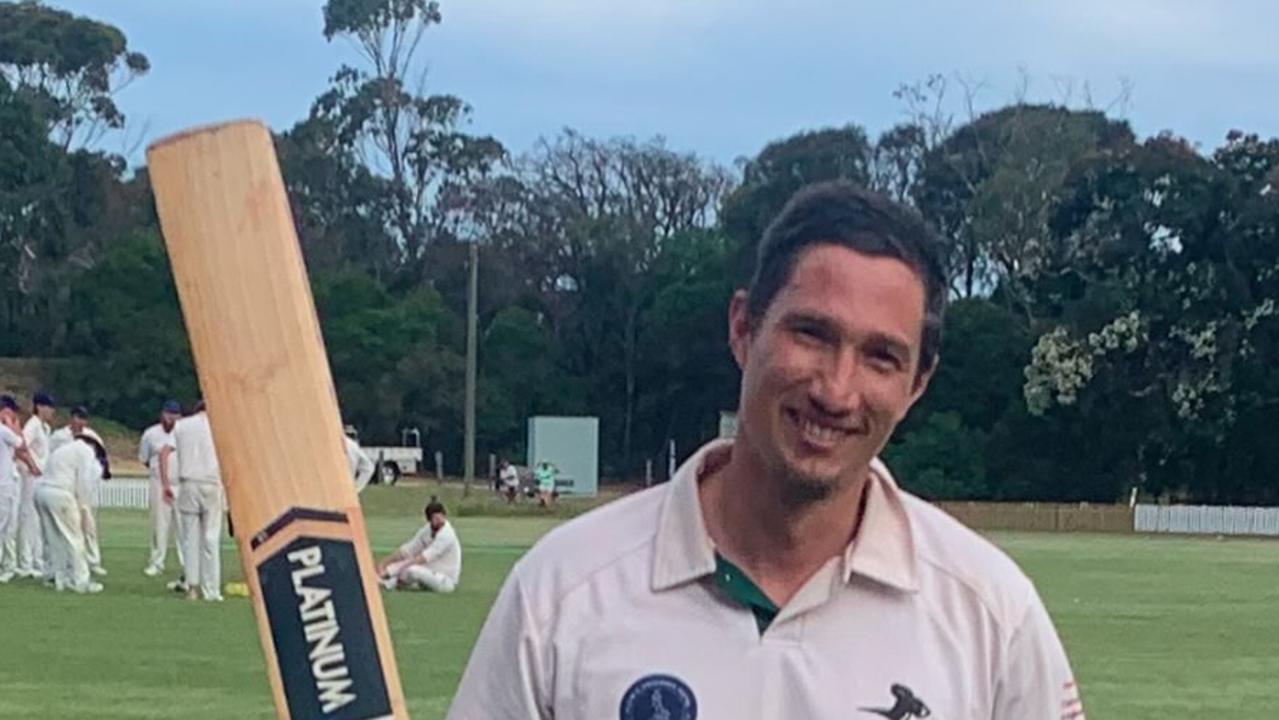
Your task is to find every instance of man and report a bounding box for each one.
[50,406,106,576]
[0,395,40,583]
[48,405,89,452]
[499,458,520,503]
[35,428,108,594]
[448,183,1084,719]
[161,401,224,601]
[533,460,556,508]
[13,391,54,578]
[140,400,183,577]
[376,497,461,593]
[343,427,375,493]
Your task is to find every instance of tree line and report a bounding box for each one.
[3,1,1277,503]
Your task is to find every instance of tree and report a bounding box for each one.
[634,229,739,467]
[884,412,988,500]
[275,116,398,278]
[721,126,872,280]
[0,0,149,150]
[521,130,730,473]
[0,75,60,344]
[311,269,464,447]
[316,0,506,274]
[914,104,1134,301]
[0,4,152,353]
[1024,131,1279,502]
[51,230,196,427]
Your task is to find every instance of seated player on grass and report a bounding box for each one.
[376,497,461,593]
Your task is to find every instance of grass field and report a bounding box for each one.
[1,485,1276,719]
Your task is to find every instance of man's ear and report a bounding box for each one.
[728,290,753,370]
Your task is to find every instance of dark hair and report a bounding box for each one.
[746,181,948,375]
[0,395,17,412]
[424,496,447,518]
[77,435,112,480]
[70,405,90,419]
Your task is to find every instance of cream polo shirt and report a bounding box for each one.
[448,439,1084,720]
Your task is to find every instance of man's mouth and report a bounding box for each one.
[786,408,860,448]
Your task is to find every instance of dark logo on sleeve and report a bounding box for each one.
[860,684,931,719]
[620,674,697,720]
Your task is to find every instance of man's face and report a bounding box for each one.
[0,408,16,427]
[729,244,934,502]
[36,405,54,423]
[70,416,87,433]
[427,512,446,532]
[161,410,179,430]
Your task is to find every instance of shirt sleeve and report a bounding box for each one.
[398,527,431,558]
[993,587,1085,720]
[353,447,375,493]
[0,425,19,450]
[446,567,552,720]
[139,430,153,465]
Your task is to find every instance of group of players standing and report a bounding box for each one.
[1,390,459,600]
[0,393,226,599]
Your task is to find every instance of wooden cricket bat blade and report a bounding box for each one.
[147,119,408,720]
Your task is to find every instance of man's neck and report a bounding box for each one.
[699,442,870,608]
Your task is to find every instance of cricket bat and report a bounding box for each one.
[147,120,408,720]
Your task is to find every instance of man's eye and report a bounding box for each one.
[794,325,826,342]
[868,349,903,371]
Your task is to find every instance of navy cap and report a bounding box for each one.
[0,395,18,412]
[70,405,90,419]
[33,391,55,408]
[162,400,181,414]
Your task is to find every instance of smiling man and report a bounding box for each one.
[448,182,1083,720]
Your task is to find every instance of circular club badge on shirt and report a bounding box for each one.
[619,674,697,720]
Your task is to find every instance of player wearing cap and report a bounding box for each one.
[35,428,109,593]
[140,400,184,577]
[12,391,55,579]
[376,497,461,593]
[0,395,41,583]
[160,401,225,601]
[448,183,1084,720]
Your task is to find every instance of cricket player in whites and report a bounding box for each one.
[36,427,110,593]
[449,183,1084,720]
[160,401,224,601]
[376,497,461,593]
[13,392,54,579]
[0,395,40,583]
[49,407,107,576]
[140,400,183,576]
[343,425,376,493]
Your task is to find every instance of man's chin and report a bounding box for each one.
[778,464,844,505]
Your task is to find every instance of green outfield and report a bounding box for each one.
[1,485,1275,719]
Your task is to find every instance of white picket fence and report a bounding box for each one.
[1134,504,1279,536]
[98,477,151,510]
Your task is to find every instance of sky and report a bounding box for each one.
[50,0,1279,169]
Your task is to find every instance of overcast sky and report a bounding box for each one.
[53,0,1279,168]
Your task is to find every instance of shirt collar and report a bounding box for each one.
[651,439,919,594]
